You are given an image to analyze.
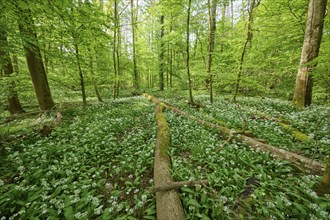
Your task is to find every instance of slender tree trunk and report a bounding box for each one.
[233,0,259,102]
[292,0,327,107]
[0,30,24,114]
[170,47,173,88]
[207,0,218,104]
[186,0,194,104]
[73,43,87,106]
[17,4,54,111]
[231,0,234,29]
[113,0,119,99]
[169,15,173,88]
[131,0,139,91]
[89,49,103,102]
[159,15,165,91]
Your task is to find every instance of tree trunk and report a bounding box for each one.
[233,0,259,102]
[186,0,194,104]
[113,0,119,99]
[154,104,185,220]
[207,0,218,104]
[89,49,103,102]
[131,0,139,91]
[73,43,87,106]
[17,4,55,111]
[159,15,165,91]
[316,156,330,195]
[292,0,327,108]
[169,16,173,88]
[0,29,24,114]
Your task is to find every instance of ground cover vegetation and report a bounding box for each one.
[1,0,330,219]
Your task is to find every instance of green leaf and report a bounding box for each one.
[18,0,29,10]
[64,206,74,220]
[293,203,307,215]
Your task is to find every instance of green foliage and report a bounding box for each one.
[0,97,156,219]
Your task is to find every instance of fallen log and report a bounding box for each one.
[152,180,208,193]
[154,104,185,220]
[143,93,325,175]
[248,109,311,142]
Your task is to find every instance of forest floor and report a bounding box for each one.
[0,91,329,219]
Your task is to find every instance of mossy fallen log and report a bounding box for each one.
[144,93,325,175]
[248,108,311,142]
[152,180,208,193]
[154,104,185,220]
[278,122,310,142]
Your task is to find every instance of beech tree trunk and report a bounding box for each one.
[207,0,218,104]
[73,43,87,106]
[17,3,55,111]
[159,15,165,91]
[186,0,194,104]
[292,0,327,108]
[131,0,139,91]
[154,104,185,220]
[113,0,120,99]
[316,156,330,195]
[89,49,103,102]
[0,28,24,114]
[314,113,330,195]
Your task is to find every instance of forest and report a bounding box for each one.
[0,0,329,219]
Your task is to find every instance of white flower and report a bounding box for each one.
[74,212,87,219]
[0,179,4,186]
[141,195,147,202]
[92,197,100,206]
[94,205,104,215]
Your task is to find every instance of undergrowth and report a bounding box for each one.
[1,94,329,219]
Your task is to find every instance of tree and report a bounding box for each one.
[292,0,327,107]
[207,0,218,103]
[159,14,165,91]
[315,156,330,195]
[17,1,55,111]
[131,0,139,91]
[233,0,259,102]
[186,0,194,104]
[113,0,120,99]
[0,25,24,114]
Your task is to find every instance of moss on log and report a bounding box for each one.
[144,93,325,175]
[278,122,310,142]
[154,104,185,220]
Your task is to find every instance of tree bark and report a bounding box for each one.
[17,3,55,111]
[186,0,194,104]
[113,0,119,99]
[0,29,24,114]
[207,0,218,104]
[131,0,139,91]
[152,180,208,193]
[154,104,185,220]
[292,0,327,108]
[73,43,87,106]
[89,49,103,102]
[316,156,330,195]
[159,15,165,91]
[143,93,325,175]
